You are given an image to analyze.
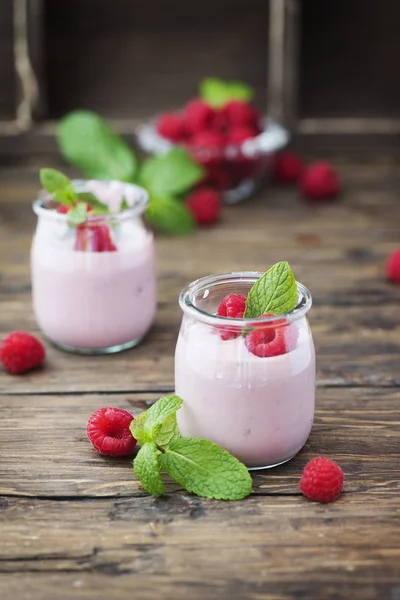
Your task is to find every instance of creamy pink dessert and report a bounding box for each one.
[175,272,316,469]
[31,180,156,353]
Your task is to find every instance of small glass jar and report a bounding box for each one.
[175,272,316,469]
[31,179,156,354]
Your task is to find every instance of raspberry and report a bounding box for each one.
[57,204,70,214]
[156,112,186,142]
[0,331,45,375]
[216,293,247,341]
[186,187,221,226]
[223,100,260,130]
[299,457,344,503]
[190,130,225,151]
[86,407,137,456]
[227,126,258,145]
[386,248,400,283]
[300,162,340,200]
[184,99,215,134]
[274,152,303,183]
[204,164,233,191]
[217,294,247,318]
[244,314,299,357]
[74,223,117,252]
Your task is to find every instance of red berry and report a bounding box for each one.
[300,162,340,200]
[57,204,70,214]
[186,187,221,226]
[156,112,186,142]
[223,100,260,129]
[386,248,400,283]
[184,99,215,133]
[217,294,247,318]
[0,331,45,375]
[74,223,117,252]
[299,457,344,503]
[244,314,299,358]
[87,407,137,456]
[227,126,258,145]
[204,164,233,191]
[274,152,303,183]
[216,293,247,341]
[190,130,225,151]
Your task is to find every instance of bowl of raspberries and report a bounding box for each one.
[136,78,289,204]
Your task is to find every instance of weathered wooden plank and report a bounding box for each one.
[0,494,399,600]
[1,300,400,393]
[0,388,399,498]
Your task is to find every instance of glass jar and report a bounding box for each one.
[175,272,316,469]
[31,179,156,354]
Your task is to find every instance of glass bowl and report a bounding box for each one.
[136,116,289,204]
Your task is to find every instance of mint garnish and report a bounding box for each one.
[57,110,138,182]
[133,442,164,495]
[140,148,204,196]
[244,261,298,318]
[130,395,252,500]
[160,438,252,501]
[146,194,195,235]
[39,167,110,226]
[200,77,254,108]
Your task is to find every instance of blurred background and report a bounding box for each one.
[1,0,400,164]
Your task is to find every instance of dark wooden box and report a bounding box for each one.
[1,0,400,143]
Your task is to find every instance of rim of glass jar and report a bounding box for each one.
[32,179,149,223]
[179,272,312,328]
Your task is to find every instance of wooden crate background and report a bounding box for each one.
[1,0,400,154]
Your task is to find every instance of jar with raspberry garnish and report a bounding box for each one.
[31,173,156,354]
[175,271,316,469]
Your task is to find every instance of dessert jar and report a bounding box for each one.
[175,272,316,469]
[31,180,156,354]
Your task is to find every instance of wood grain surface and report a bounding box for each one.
[1,160,400,599]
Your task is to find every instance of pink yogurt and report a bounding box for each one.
[31,180,156,353]
[175,273,316,469]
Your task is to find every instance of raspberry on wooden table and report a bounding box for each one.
[273,152,303,183]
[86,407,137,456]
[300,457,344,503]
[0,331,45,375]
[186,188,221,226]
[300,162,340,200]
[386,248,400,283]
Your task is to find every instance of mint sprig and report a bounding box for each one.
[39,167,110,226]
[200,77,254,108]
[244,261,298,318]
[57,110,138,182]
[130,395,252,501]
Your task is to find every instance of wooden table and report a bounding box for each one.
[1,160,400,600]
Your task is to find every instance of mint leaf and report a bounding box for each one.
[200,77,254,108]
[67,202,88,226]
[154,413,180,449]
[75,192,110,215]
[133,442,164,495]
[244,261,298,318]
[140,149,204,196]
[120,197,130,211]
[57,110,138,182]
[39,168,76,206]
[130,395,183,446]
[160,438,252,500]
[146,195,195,235]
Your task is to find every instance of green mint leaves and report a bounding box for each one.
[141,149,203,235]
[39,167,110,226]
[200,77,254,108]
[141,149,204,197]
[57,110,138,182]
[160,438,252,501]
[56,110,202,236]
[244,261,298,318]
[130,395,252,501]
[133,442,164,495]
